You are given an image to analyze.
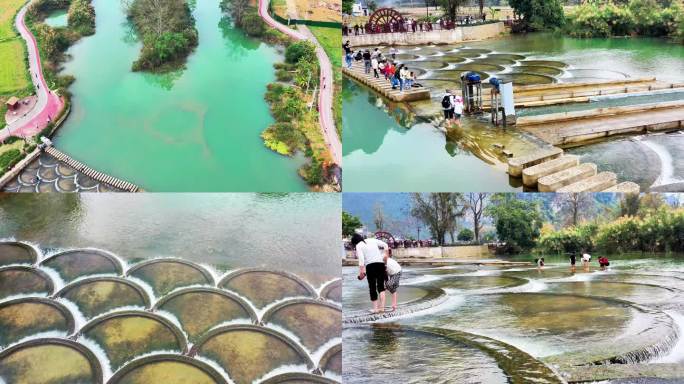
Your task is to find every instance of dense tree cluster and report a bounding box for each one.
[124,0,198,71]
[566,0,683,41]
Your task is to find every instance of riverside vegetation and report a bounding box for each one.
[221,0,338,190]
[507,0,684,42]
[0,0,90,177]
[123,0,199,71]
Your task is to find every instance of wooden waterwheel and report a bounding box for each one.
[368,8,405,33]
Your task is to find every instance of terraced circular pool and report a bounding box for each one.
[0,241,342,384]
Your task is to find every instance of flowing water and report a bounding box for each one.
[44,10,68,28]
[343,253,684,382]
[343,34,684,192]
[0,194,342,384]
[54,0,306,192]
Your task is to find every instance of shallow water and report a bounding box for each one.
[342,327,509,384]
[0,194,342,384]
[44,10,68,28]
[55,0,306,191]
[0,193,340,282]
[343,254,684,380]
[344,34,684,191]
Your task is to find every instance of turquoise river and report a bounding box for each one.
[54,0,307,191]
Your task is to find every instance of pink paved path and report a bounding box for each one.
[0,2,64,142]
[258,0,342,166]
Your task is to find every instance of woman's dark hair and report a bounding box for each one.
[351,233,366,247]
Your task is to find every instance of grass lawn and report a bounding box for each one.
[0,0,31,98]
[309,26,341,74]
[309,26,342,136]
[0,139,25,157]
[0,40,30,95]
[272,0,288,19]
[0,0,25,40]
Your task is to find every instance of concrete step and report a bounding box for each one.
[602,181,641,193]
[508,147,563,177]
[537,163,597,192]
[522,155,580,187]
[557,172,618,192]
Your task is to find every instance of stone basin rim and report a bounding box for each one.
[54,275,152,308]
[319,278,342,302]
[469,291,678,366]
[40,248,124,275]
[344,323,566,384]
[0,265,55,295]
[0,241,39,265]
[106,353,229,384]
[0,337,104,384]
[317,343,341,373]
[260,372,339,384]
[126,258,215,286]
[191,324,315,369]
[262,297,341,324]
[153,286,258,323]
[218,268,317,297]
[0,296,76,338]
[78,309,188,353]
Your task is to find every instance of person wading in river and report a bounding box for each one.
[352,233,389,314]
[441,89,456,128]
[384,252,402,311]
[570,251,577,272]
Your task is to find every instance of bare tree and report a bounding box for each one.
[555,193,594,227]
[373,202,385,231]
[466,193,487,244]
[411,193,466,246]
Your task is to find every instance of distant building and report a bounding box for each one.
[352,2,368,16]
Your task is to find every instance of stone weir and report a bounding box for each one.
[0,241,342,384]
[343,284,448,324]
[516,100,684,147]
[44,146,141,192]
[343,62,431,102]
[345,22,506,46]
[507,147,640,193]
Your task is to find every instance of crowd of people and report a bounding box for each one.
[537,251,610,272]
[343,42,422,93]
[342,14,489,36]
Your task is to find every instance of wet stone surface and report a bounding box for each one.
[0,241,341,384]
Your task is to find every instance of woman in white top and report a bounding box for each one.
[371,57,379,78]
[384,254,402,311]
[352,233,389,313]
[582,252,592,271]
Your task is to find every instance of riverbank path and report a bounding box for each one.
[257,0,342,166]
[0,1,64,142]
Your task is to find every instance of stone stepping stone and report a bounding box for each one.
[538,163,598,192]
[557,171,618,192]
[508,147,563,177]
[603,181,640,193]
[522,155,580,187]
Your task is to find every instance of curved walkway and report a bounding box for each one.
[0,0,64,142]
[257,0,341,166]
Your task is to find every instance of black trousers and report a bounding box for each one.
[366,262,386,301]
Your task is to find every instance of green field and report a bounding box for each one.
[0,0,30,98]
[308,25,342,135]
[309,26,341,72]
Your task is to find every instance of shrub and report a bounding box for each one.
[0,149,23,171]
[457,228,474,242]
[285,41,317,64]
[537,223,597,254]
